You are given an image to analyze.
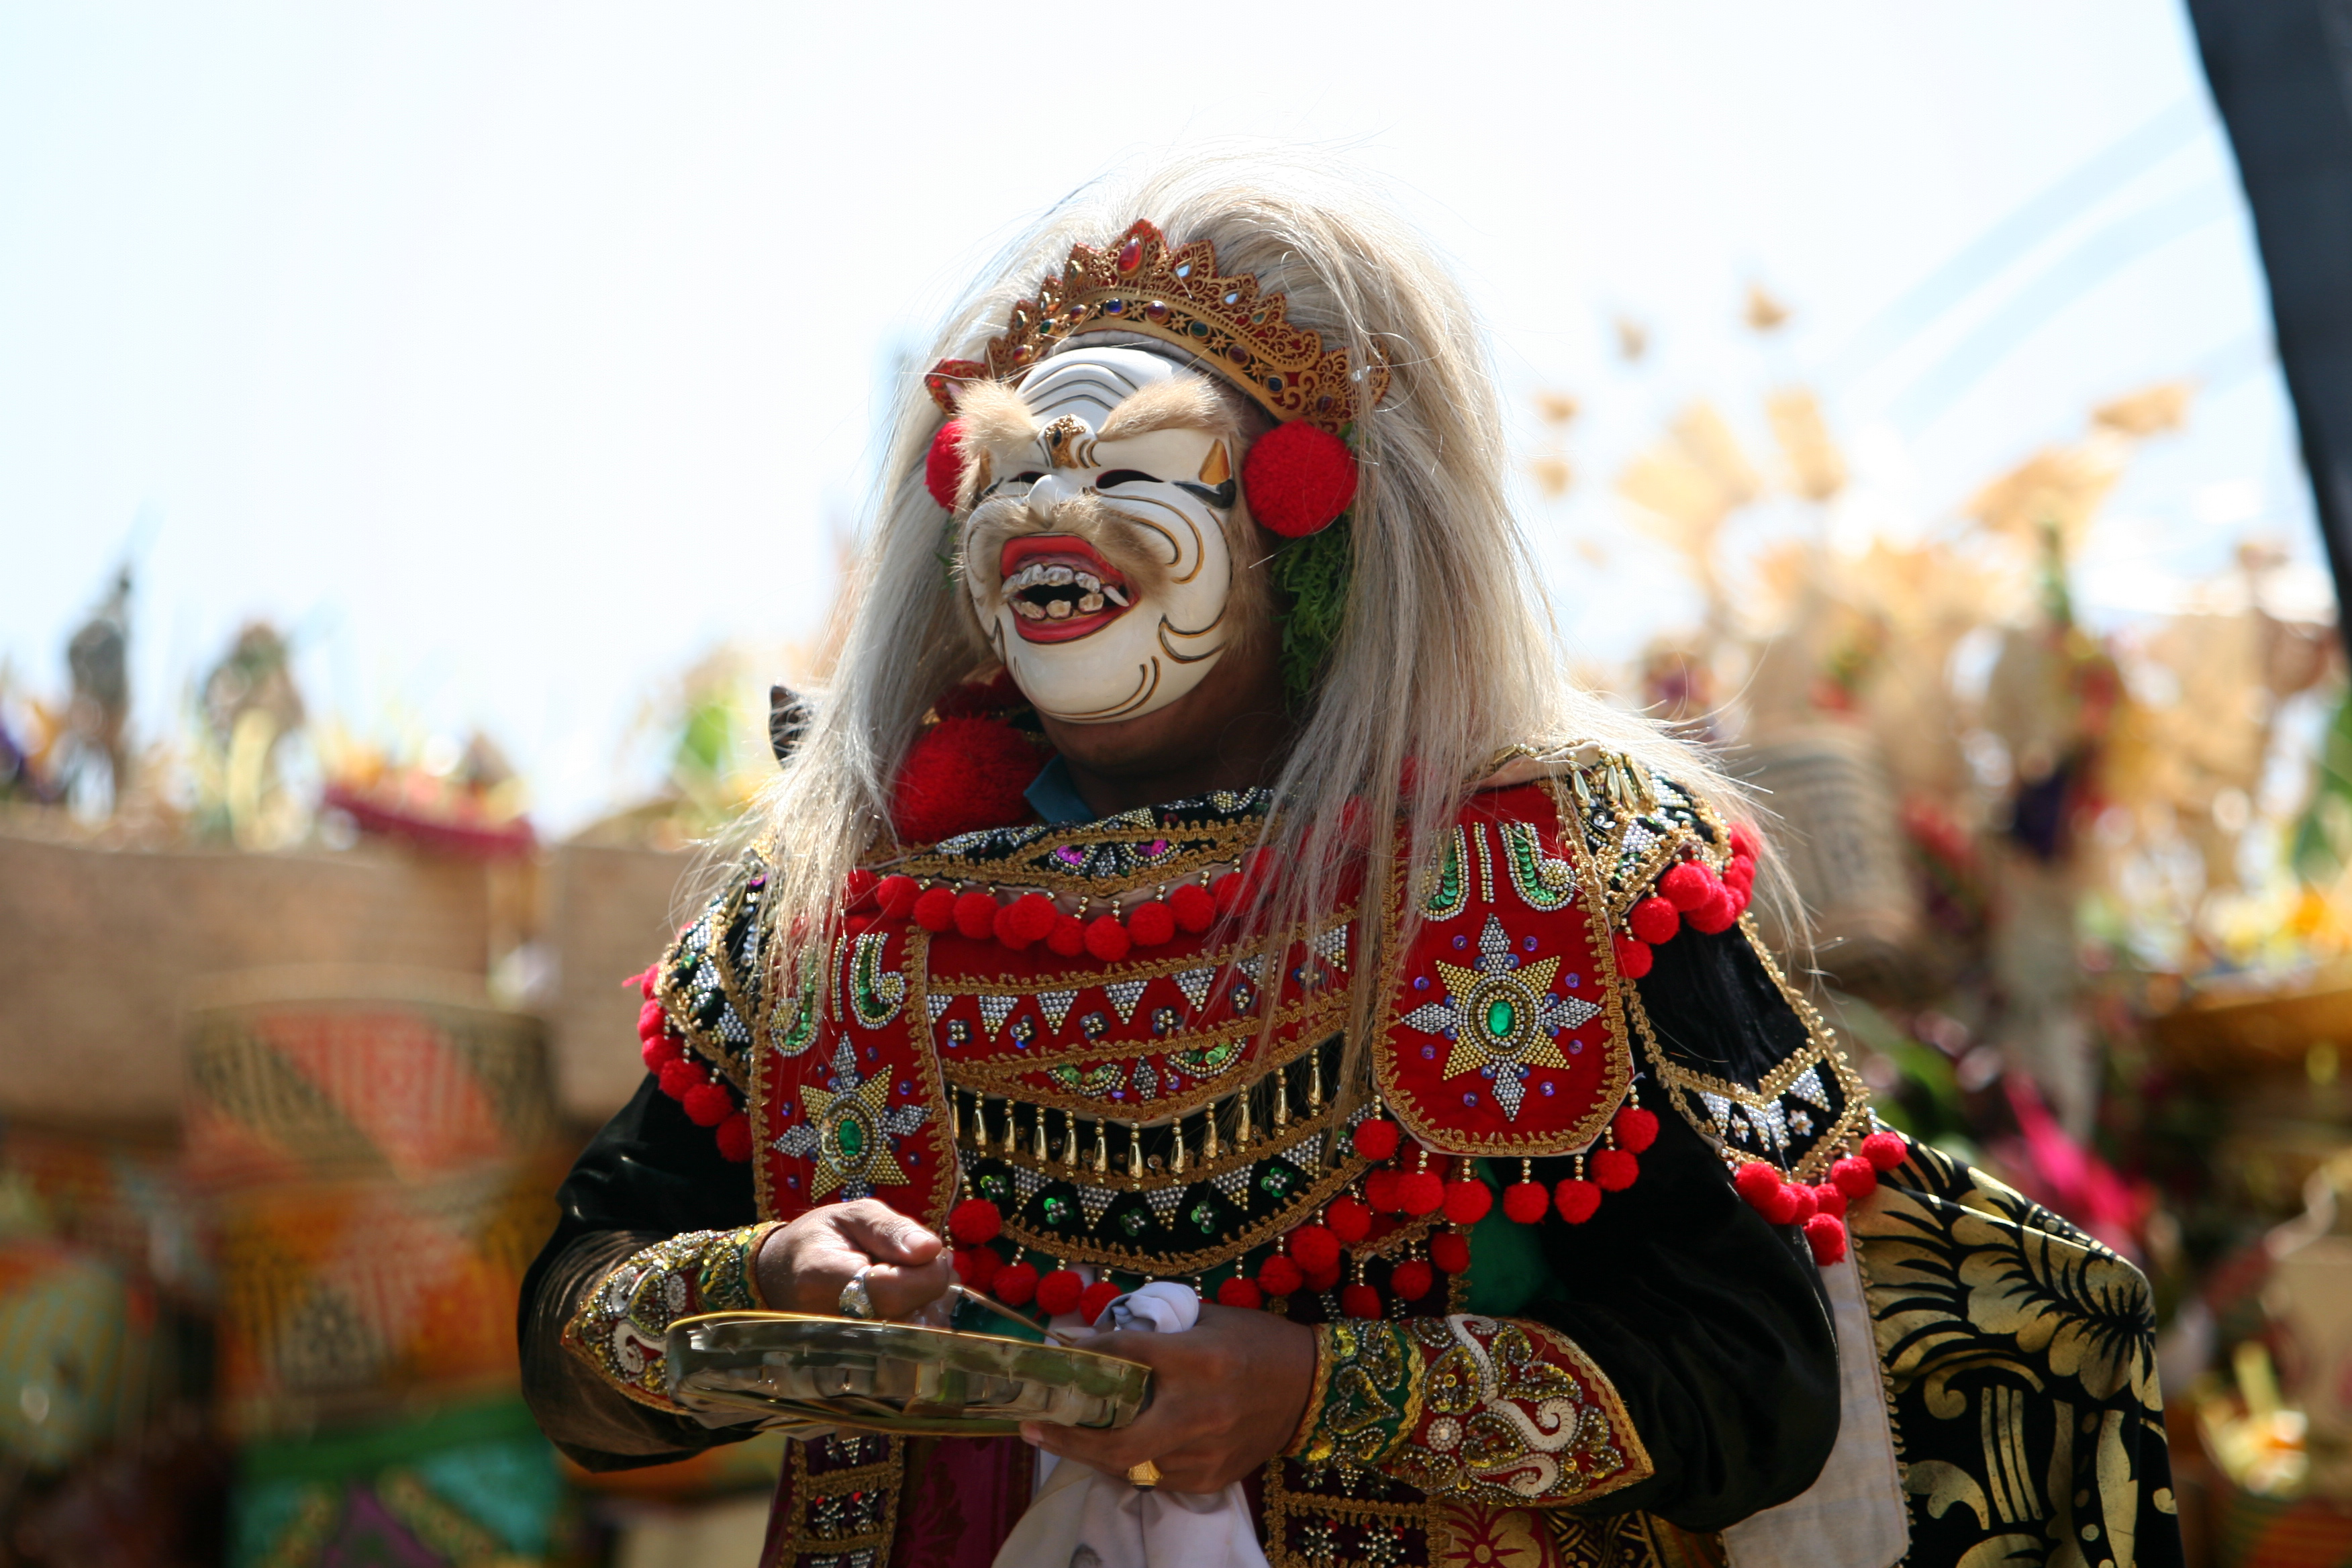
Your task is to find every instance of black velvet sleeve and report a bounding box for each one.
[1500,927,1842,1531]
[516,1075,760,1472]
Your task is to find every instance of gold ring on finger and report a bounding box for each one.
[1127,1460,1161,1488]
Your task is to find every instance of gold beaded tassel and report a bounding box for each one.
[1170,1113,1189,1177]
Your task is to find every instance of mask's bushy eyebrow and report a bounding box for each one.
[1096,375,1242,442]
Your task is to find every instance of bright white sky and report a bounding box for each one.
[0,3,2324,832]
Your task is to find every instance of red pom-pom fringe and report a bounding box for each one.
[992,1261,1038,1307]
[1241,420,1358,538]
[1830,1156,1879,1199]
[1629,896,1681,945]
[1429,1232,1473,1274]
[912,886,957,933]
[1397,1170,1445,1216]
[714,1112,754,1163]
[1612,1106,1660,1153]
[1659,862,1714,912]
[1591,1148,1640,1191]
[891,717,1039,844]
[1365,1169,1404,1214]
[1811,1182,1849,1220]
[924,420,967,509]
[1804,1213,1849,1265]
[1861,1130,1909,1172]
[1289,1224,1341,1274]
[1733,1162,1784,1210]
[1389,1260,1434,1302]
[1079,1279,1121,1326]
[949,1199,1003,1245]
[1046,914,1086,957]
[682,1081,734,1128]
[954,1246,1000,1289]
[1083,914,1132,962]
[1216,1277,1263,1310]
[1340,1283,1383,1319]
[1257,1255,1305,1297]
[1128,900,1176,946]
[1503,1181,1551,1224]
[877,875,920,919]
[1442,1179,1493,1226]
[1352,1119,1402,1163]
[1036,1269,1085,1317]
[953,889,999,941]
[640,1034,683,1073]
[1326,1197,1372,1244]
[1614,937,1654,979]
[1553,1177,1602,1224]
[1687,887,1738,934]
[1168,882,1217,933]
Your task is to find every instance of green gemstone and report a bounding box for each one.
[836,1117,865,1159]
[978,1173,1009,1204]
[1485,998,1518,1039]
[1189,1201,1218,1233]
[1042,1196,1071,1226]
[1259,1164,1293,1195]
[1119,1210,1148,1236]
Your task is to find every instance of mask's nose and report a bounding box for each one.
[1026,471,1089,514]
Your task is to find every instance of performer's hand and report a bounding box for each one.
[752,1199,952,1320]
[1020,1304,1316,1493]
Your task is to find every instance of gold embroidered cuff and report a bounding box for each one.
[1289,1314,1653,1506]
[562,1223,778,1411]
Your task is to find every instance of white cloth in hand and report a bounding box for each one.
[988,1283,1271,1568]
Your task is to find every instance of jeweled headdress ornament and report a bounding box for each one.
[926,219,1389,434]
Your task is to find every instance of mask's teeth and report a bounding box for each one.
[1044,565,1075,587]
[1045,599,1073,620]
[1013,599,1047,620]
[1103,585,1130,607]
[1075,572,1100,593]
[1078,592,1104,613]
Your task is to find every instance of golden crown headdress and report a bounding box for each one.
[926,219,1387,434]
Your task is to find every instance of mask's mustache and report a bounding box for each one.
[961,491,1177,611]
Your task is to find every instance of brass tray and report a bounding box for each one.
[664,1310,1152,1436]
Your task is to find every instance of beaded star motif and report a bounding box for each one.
[1397,914,1601,1120]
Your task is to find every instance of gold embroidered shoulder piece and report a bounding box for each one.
[561,1223,776,1411]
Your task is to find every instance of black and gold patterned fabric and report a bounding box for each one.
[1855,1142,2182,1568]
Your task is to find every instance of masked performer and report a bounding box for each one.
[522,160,2181,1568]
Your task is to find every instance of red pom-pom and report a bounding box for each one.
[1036,1269,1085,1316]
[949,1199,1002,1245]
[1127,900,1177,947]
[1168,883,1217,934]
[1216,1277,1263,1310]
[891,718,1040,844]
[1804,1213,1849,1265]
[1011,892,1059,942]
[1763,1185,1802,1226]
[1553,1177,1602,1224]
[1786,1183,1818,1224]
[954,1246,1000,1288]
[1861,1130,1908,1172]
[1591,1148,1640,1191]
[636,999,667,1041]
[632,965,658,999]
[1728,822,1761,862]
[1305,1262,1342,1293]
[1046,914,1087,957]
[1733,1162,1785,1210]
[924,420,967,509]
[1503,1181,1550,1224]
[877,875,921,919]
[1389,1260,1434,1302]
[1612,1106,1659,1153]
[842,868,879,908]
[1257,1255,1305,1297]
[993,1261,1038,1307]
[1429,1232,1473,1274]
[714,1112,754,1163]
[1398,1169,1445,1216]
[1211,871,1246,916]
[991,897,1034,949]
[1812,1182,1848,1220]
[1726,883,1752,919]
[1080,1280,1121,1326]
[657,1060,700,1101]
[640,1033,683,1073]
[912,885,957,933]
[1340,1283,1383,1319]
[1326,1197,1372,1244]
[682,1081,734,1128]
[1687,887,1738,934]
[1830,1156,1879,1199]
[1289,1225,1341,1274]
[1241,420,1358,538]
[1083,915,1132,962]
[1365,1169,1404,1214]
[1442,1179,1493,1226]
[1352,1120,1402,1163]
[1659,862,1714,912]
[1724,856,1756,893]
[953,889,999,941]
[1628,896,1681,945]
[1614,937,1654,979]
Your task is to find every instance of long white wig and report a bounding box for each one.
[709,149,1763,1116]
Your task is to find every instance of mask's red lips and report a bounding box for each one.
[998,534,1133,644]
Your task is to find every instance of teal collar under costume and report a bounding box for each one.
[1024,756,1095,826]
